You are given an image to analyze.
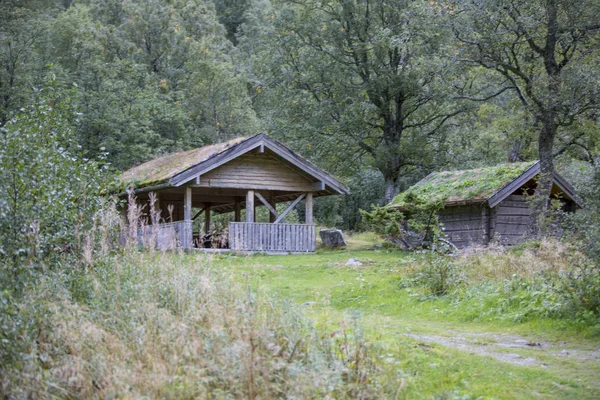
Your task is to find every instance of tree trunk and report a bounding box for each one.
[508,138,522,162]
[384,176,399,204]
[534,115,556,236]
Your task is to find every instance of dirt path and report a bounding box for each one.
[406,330,600,386]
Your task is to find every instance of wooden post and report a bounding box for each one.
[481,206,490,245]
[182,187,193,249]
[204,203,211,233]
[184,186,192,221]
[246,190,255,222]
[305,192,313,224]
[234,198,241,222]
[269,193,277,223]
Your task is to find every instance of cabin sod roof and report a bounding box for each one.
[119,134,350,195]
[120,137,249,188]
[391,161,538,208]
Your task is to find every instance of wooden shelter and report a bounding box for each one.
[120,134,349,252]
[391,161,579,248]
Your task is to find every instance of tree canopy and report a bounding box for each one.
[0,0,599,231]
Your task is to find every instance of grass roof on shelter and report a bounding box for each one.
[120,137,248,188]
[391,161,537,208]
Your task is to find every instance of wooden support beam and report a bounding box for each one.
[255,192,279,219]
[274,194,306,224]
[258,143,265,153]
[269,193,277,223]
[192,207,205,221]
[246,190,255,222]
[305,192,313,224]
[234,198,241,222]
[312,181,325,191]
[184,186,192,221]
[204,203,211,233]
[481,206,490,245]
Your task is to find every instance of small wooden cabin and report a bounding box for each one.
[120,134,349,252]
[391,162,579,248]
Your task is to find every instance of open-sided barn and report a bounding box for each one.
[391,161,579,248]
[120,134,349,252]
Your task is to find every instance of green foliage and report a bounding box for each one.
[0,76,113,291]
[240,0,460,200]
[391,161,536,209]
[0,250,400,398]
[403,255,463,296]
[553,260,600,319]
[314,168,385,230]
[361,192,445,246]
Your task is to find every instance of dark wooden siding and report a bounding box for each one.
[439,205,486,248]
[490,195,532,245]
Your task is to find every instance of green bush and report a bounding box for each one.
[0,75,115,292]
[404,255,463,296]
[553,260,600,319]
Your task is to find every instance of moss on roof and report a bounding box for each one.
[391,161,537,208]
[120,136,249,188]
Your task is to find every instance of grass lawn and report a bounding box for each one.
[208,233,600,399]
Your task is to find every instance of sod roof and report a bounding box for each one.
[391,161,538,207]
[120,137,249,188]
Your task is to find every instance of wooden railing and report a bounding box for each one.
[229,222,316,252]
[136,221,193,249]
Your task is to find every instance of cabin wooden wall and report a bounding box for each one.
[438,205,487,248]
[489,195,532,245]
[197,153,314,192]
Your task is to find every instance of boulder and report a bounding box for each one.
[345,258,362,267]
[320,229,346,248]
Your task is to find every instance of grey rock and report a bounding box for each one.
[320,229,346,248]
[345,258,362,267]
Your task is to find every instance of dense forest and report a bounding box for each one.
[2,1,600,397]
[2,0,599,229]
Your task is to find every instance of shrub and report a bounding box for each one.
[404,254,463,296]
[0,251,400,398]
[0,76,115,292]
[553,259,600,319]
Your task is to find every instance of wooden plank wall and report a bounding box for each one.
[490,195,532,245]
[197,153,314,192]
[438,205,486,249]
[229,222,316,252]
[135,221,193,249]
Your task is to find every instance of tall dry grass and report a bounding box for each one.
[1,200,398,399]
[458,240,578,283]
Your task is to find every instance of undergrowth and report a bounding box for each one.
[0,250,402,398]
[402,240,600,331]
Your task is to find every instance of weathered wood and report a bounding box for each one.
[255,192,279,219]
[487,162,539,208]
[497,200,530,208]
[184,186,192,221]
[439,213,482,223]
[305,192,313,224]
[495,215,532,224]
[274,194,306,224]
[269,194,277,223]
[192,207,205,221]
[496,206,532,216]
[204,204,211,233]
[194,179,314,192]
[234,198,241,222]
[481,206,490,244]
[246,190,254,222]
[441,220,481,231]
[312,181,325,191]
[229,222,316,252]
[196,154,315,192]
[495,222,529,234]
